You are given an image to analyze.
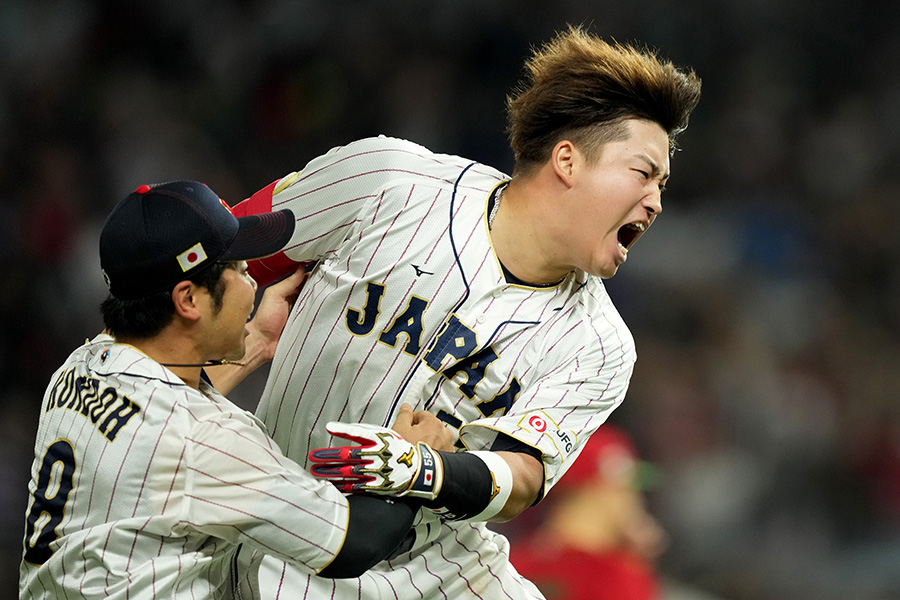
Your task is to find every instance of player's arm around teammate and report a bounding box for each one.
[365,400,538,521]
[19,182,442,600]
[310,418,544,524]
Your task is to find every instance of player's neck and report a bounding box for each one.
[117,331,206,389]
[490,178,572,285]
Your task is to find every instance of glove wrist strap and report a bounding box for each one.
[399,443,444,499]
[425,450,514,522]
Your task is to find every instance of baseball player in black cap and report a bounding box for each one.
[19,181,449,600]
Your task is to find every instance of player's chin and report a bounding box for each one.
[591,256,621,279]
[587,243,625,279]
[595,267,619,279]
[224,337,248,361]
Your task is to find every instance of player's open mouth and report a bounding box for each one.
[617,221,646,255]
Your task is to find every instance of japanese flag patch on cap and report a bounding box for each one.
[176,242,208,272]
[99,180,295,300]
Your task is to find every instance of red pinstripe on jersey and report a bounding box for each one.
[20,336,350,599]
[246,136,636,599]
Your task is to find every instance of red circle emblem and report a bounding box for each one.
[187,252,198,263]
[528,415,547,432]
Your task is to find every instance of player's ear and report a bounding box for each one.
[171,280,203,321]
[550,140,577,188]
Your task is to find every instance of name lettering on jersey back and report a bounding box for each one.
[346,283,521,418]
[45,367,142,442]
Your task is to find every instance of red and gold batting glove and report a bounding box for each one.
[309,422,444,500]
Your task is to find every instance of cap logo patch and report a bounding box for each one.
[177,242,208,272]
[218,197,234,215]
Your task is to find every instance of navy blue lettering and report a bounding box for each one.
[46,369,69,411]
[99,396,141,442]
[423,316,478,371]
[475,377,521,418]
[23,440,76,565]
[441,346,500,399]
[379,296,428,355]
[91,388,118,423]
[52,369,76,412]
[78,377,101,418]
[346,282,385,336]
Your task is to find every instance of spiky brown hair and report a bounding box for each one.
[507,25,702,174]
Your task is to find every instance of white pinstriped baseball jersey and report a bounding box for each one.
[20,334,349,600]
[238,136,636,599]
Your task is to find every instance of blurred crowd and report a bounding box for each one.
[3,1,900,598]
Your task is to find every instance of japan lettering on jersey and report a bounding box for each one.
[239,137,635,487]
[236,136,636,600]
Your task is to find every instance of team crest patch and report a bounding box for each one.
[177,242,208,272]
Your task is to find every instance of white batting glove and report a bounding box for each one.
[308,422,444,500]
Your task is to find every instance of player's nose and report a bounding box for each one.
[643,190,662,216]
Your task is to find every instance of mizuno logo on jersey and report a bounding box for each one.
[345,280,523,420]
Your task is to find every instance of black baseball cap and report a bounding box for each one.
[100,181,294,300]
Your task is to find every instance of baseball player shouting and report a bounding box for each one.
[235,26,701,599]
[19,181,450,599]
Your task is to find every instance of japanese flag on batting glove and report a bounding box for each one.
[309,422,444,501]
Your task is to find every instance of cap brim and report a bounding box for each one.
[220,209,295,262]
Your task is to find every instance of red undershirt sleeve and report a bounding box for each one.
[231,180,302,287]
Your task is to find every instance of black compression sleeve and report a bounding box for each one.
[318,495,420,578]
[422,450,495,521]
[490,431,543,462]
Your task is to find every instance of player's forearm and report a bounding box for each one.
[309,423,547,524]
[427,449,543,522]
[493,450,544,521]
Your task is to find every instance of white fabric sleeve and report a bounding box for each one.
[464,451,514,522]
[459,330,636,499]
[181,410,349,574]
[268,137,435,263]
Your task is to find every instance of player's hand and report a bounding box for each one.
[309,422,443,500]
[391,403,455,451]
[246,266,307,362]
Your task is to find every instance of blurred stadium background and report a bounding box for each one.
[3,1,900,598]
